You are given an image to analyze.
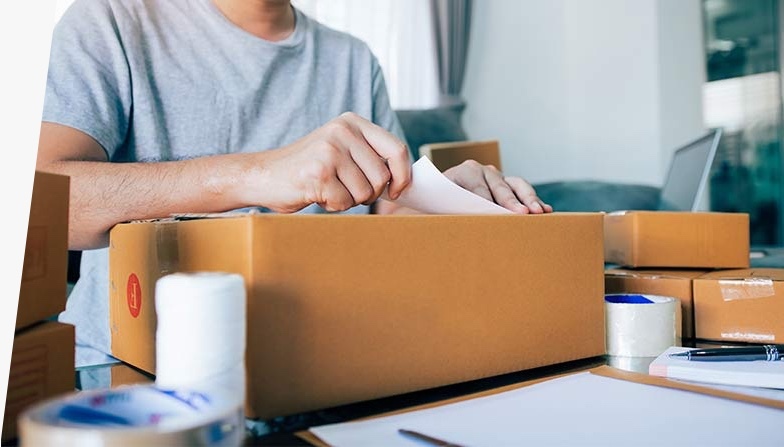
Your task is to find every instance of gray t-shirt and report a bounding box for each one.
[44,0,406,367]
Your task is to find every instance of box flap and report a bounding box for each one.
[697,268,784,282]
[605,268,710,280]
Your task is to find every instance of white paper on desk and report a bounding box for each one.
[381,156,513,214]
[309,372,783,447]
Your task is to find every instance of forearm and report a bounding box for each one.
[37,113,414,249]
[43,153,258,250]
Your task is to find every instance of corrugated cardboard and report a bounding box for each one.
[109,362,154,388]
[604,268,712,339]
[109,213,605,419]
[3,322,75,441]
[603,211,749,268]
[17,171,69,330]
[693,268,784,343]
[419,140,502,172]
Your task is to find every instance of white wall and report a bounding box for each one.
[462,0,706,186]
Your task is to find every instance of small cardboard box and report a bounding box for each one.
[109,213,606,419]
[693,268,784,343]
[604,268,711,339]
[603,211,749,268]
[3,322,75,441]
[18,171,69,330]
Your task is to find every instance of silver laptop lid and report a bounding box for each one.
[658,128,722,212]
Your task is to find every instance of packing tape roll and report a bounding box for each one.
[19,272,248,447]
[154,272,247,410]
[605,294,677,358]
[606,355,657,374]
[18,385,244,447]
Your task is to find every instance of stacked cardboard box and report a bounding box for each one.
[603,211,751,344]
[3,172,75,442]
[692,269,784,343]
[603,211,749,269]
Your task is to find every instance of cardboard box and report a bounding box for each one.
[18,171,70,330]
[3,322,75,441]
[109,213,605,419]
[419,140,502,172]
[693,268,784,343]
[604,268,711,339]
[603,211,749,269]
[109,362,154,388]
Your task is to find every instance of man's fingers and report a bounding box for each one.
[445,161,494,202]
[345,138,392,204]
[505,176,551,214]
[318,175,356,212]
[336,159,376,206]
[341,112,411,199]
[484,166,529,214]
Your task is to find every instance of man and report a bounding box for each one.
[38,0,552,367]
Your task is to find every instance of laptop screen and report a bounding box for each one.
[658,129,721,211]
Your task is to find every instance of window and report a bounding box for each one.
[702,0,783,244]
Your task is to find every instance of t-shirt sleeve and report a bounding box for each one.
[42,0,132,159]
[369,57,415,160]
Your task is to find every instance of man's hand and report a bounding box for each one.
[37,113,411,249]
[443,160,553,214]
[251,112,412,213]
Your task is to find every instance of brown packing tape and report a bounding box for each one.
[719,278,776,301]
[156,222,180,276]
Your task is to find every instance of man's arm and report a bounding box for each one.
[38,112,412,250]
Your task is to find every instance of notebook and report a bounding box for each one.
[649,346,784,389]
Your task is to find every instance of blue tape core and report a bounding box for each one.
[605,294,654,304]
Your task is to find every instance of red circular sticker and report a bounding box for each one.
[127,273,142,318]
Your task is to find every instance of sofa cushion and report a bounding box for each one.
[534,180,661,212]
[395,104,468,159]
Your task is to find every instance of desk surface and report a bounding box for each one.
[244,356,606,446]
[244,339,729,446]
[49,340,729,447]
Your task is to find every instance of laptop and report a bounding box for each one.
[657,128,722,212]
[658,128,784,266]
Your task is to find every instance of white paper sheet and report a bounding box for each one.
[309,372,783,447]
[381,156,513,214]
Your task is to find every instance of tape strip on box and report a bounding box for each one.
[719,278,775,301]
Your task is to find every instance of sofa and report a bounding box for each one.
[395,105,661,213]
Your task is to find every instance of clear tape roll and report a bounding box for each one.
[18,385,244,446]
[607,355,657,374]
[605,294,677,358]
[18,272,248,447]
